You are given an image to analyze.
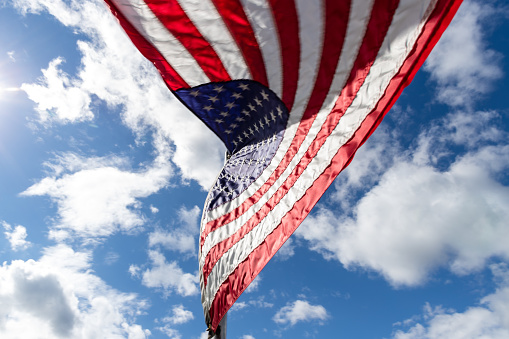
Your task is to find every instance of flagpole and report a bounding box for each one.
[208,313,227,339]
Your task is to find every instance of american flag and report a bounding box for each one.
[104,0,463,333]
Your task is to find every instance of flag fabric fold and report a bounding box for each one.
[104,0,463,332]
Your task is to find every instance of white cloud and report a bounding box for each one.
[393,264,509,339]
[2,221,31,251]
[128,265,141,278]
[227,296,273,313]
[331,126,399,212]
[275,238,295,261]
[249,296,273,309]
[13,0,224,188]
[162,305,194,325]
[246,275,261,293]
[104,251,120,265]
[149,229,196,255]
[0,244,149,339]
[21,152,172,241]
[297,108,509,287]
[241,335,256,339]
[298,144,509,286]
[156,305,194,339]
[273,300,329,326]
[230,301,248,312]
[7,51,16,62]
[424,0,503,108]
[148,206,201,255]
[138,250,199,297]
[21,57,93,124]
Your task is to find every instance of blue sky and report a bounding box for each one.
[1,0,508,338]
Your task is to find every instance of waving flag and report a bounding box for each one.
[105,0,463,333]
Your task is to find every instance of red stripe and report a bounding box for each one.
[202,0,352,286]
[202,0,397,250]
[212,0,269,86]
[268,0,300,110]
[104,0,189,90]
[207,0,463,330]
[144,0,231,83]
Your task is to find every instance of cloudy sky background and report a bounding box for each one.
[1,0,508,338]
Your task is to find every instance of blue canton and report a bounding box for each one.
[177,80,289,210]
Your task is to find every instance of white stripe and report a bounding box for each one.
[111,0,210,86]
[203,0,437,311]
[200,0,373,255]
[177,0,251,80]
[201,0,373,277]
[291,0,325,115]
[240,0,282,98]
[201,0,326,225]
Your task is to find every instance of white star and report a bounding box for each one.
[261,90,269,101]
[214,85,225,93]
[236,117,245,122]
[220,111,229,117]
[270,110,277,121]
[247,103,256,111]
[248,127,255,135]
[215,118,224,124]
[203,105,214,112]
[208,95,219,103]
[259,120,264,128]
[241,109,251,116]
[238,83,249,91]
[243,131,249,138]
[190,89,201,97]
[232,92,242,99]
[224,129,232,134]
[225,102,237,109]
[230,123,238,129]
[276,106,283,116]
[254,97,262,106]
[264,115,270,125]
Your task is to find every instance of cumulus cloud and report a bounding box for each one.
[297,108,509,287]
[148,206,201,255]
[273,300,329,326]
[21,57,93,124]
[132,250,199,297]
[298,144,509,286]
[163,304,194,325]
[155,305,194,339]
[331,126,399,212]
[0,244,149,339]
[21,152,172,241]
[424,0,503,108]
[393,264,509,339]
[13,0,224,188]
[2,221,31,251]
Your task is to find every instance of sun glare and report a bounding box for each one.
[0,86,21,101]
